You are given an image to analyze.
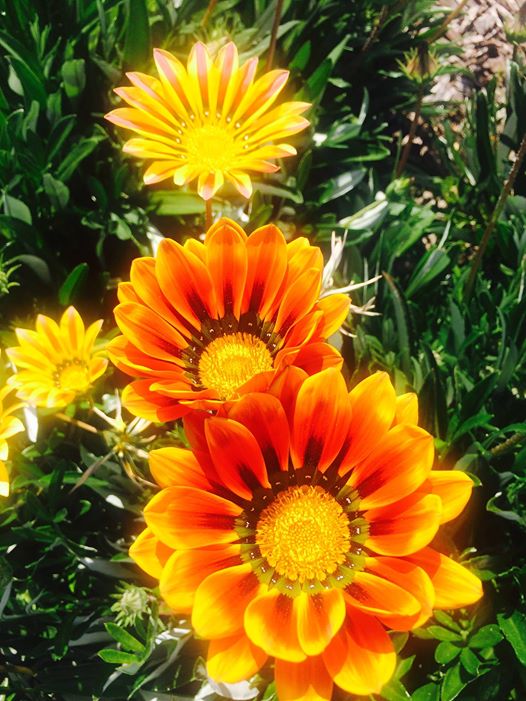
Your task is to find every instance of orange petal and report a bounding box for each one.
[205,417,270,499]
[108,335,185,377]
[207,633,267,684]
[365,493,442,556]
[160,545,241,612]
[348,424,435,510]
[364,557,434,629]
[345,570,421,621]
[274,267,321,334]
[291,368,351,471]
[393,392,418,425]
[149,447,212,489]
[405,547,483,608]
[244,589,306,662]
[323,609,396,696]
[340,372,396,471]
[226,393,290,473]
[129,527,173,579]
[144,486,241,548]
[426,470,473,523]
[206,220,247,319]
[315,295,350,338]
[277,342,343,377]
[242,224,287,317]
[193,564,260,638]
[122,379,188,422]
[267,366,309,429]
[115,303,186,363]
[156,238,216,330]
[296,590,346,656]
[275,656,333,701]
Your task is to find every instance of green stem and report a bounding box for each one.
[266,0,284,71]
[201,0,217,27]
[465,131,526,300]
[490,432,525,457]
[396,84,424,177]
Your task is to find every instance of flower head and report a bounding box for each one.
[130,368,482,699]
[105,41,310,200]
[108,218,349,421]
[0,385,25,497]
[6,306,108,409]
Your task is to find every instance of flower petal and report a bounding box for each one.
[144,486,241,548]
[0,460,9,497]
[315,294,350,338]
[193,564,260,638]
[405,547,483,608]
[323,608,396,696]
[149,447,212,489]
[226,393,290,474]
[207,633,267,684]
[291,368,351,471]
[365,493,442,556]
[275,656,333,701]
[206,219,247,319]
[242,225,287,317]
[296,590,346,656]
[348,424,435,510]
[426,470,473,523]
[244,589,305,662]
[205,417,270,500]
[129,527,173,579]
[114,303,186,363]
[345,571,421,621]
[160,545,241,612]
[393,392,418,425]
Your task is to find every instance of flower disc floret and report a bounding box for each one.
[130,368,483,701]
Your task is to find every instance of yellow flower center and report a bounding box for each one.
[256,485,351,583]
[55,359,90,393]
[198,332,273,399]
[184,125,238,172]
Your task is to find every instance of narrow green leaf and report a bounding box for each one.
[123,0,150,67]
[104,622,145,653]
[58,263,89,305]
[98,648,140,665]
[427,626,463,642]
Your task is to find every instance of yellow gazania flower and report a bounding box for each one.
[0,385,25,497]
[6,306,108,409]
[130,368,482,700]
[104,41,310,200]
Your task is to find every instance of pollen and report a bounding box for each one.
[198,332,273,399]
[184,125,239,172]
[256,485,351,583]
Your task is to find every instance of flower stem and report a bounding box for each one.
[465,130,526,300]
[396,84,424,177]
[205,199,213,230]
[201,0,217,27]
[490,432,524,457]
[266,0,284,71]
[56,412,98,434]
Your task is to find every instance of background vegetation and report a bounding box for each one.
[0,0,525,699]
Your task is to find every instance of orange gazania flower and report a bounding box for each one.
[130,368,482,700]
[109,218,349,421]
[0,385,25,497]
[6,307,108,409]
[104,41,310,200]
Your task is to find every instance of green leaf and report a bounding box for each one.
[460,647,480,674]
[469,624,503,649]
[435,642,461,664]
[440,664,467,701]
[319,169,366,203]
[427,626,463,642]
[104,622,145,653]
[150,191,205,216]
[61,59,86,99]
[381,678,411,701]
[123,0,150,66]
[98,648,140,665]
[58,263,89,305]
[497,611,526,664]
[406,248,451,298]
[412,683,439,701]
[56,136,104,182]
[43,173,70,209]
[3,194,32,224]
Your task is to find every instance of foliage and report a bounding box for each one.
[0,0,525,700]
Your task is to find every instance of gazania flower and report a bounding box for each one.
[6,306,108,409]
[108,218,349,421]
[0,385,25,497]
[130,368,482,700]
[105,41,310,200]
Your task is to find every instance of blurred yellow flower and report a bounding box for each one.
[105,41,310,200]
[0,385,25,497]
[6,306,108,409]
